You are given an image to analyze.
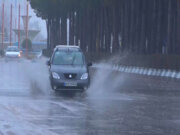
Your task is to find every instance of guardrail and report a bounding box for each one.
[93,63,180,79]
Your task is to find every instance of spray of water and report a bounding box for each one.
[88,64,127,98]
[19,53,129,98]
[21,58,51,97]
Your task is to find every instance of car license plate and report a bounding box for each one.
[64,82,77,87]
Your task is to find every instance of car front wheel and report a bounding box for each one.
[50,79,57,91]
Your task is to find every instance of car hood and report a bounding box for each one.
[50,65,87,74]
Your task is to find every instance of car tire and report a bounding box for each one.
[50,82,55,90]
[83,87,88,91]
[80,89,87,97]
[50,79,57,91]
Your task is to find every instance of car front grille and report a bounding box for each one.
[64,73,77,79]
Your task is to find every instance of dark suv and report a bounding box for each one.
[47,45,92,91]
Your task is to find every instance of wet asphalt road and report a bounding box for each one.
[0,58,180,135]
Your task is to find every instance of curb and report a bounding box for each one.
[93,63,180,79]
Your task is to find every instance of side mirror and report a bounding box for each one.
[46,60,51,66]
[87,62,92,67]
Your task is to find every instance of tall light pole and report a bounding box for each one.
[10,4,13,46]
[26,2,29,55]
[15,18,17,42]
[18,4,21,48]
[1,3,4,49]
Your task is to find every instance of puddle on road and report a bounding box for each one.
[0,58,135,99]
[0,59,159,135]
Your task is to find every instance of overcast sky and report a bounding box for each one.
[1,0,47,40]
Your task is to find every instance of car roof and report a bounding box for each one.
[55,45,81,51]
[55,45,79,48]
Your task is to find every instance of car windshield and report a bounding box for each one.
[6,47,19,52]
[52,51,84,65]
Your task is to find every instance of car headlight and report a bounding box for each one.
[81,73,88,80]
[52,72,60,79]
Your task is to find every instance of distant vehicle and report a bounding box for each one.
[47,45,92,91]
[5,46,21,62]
